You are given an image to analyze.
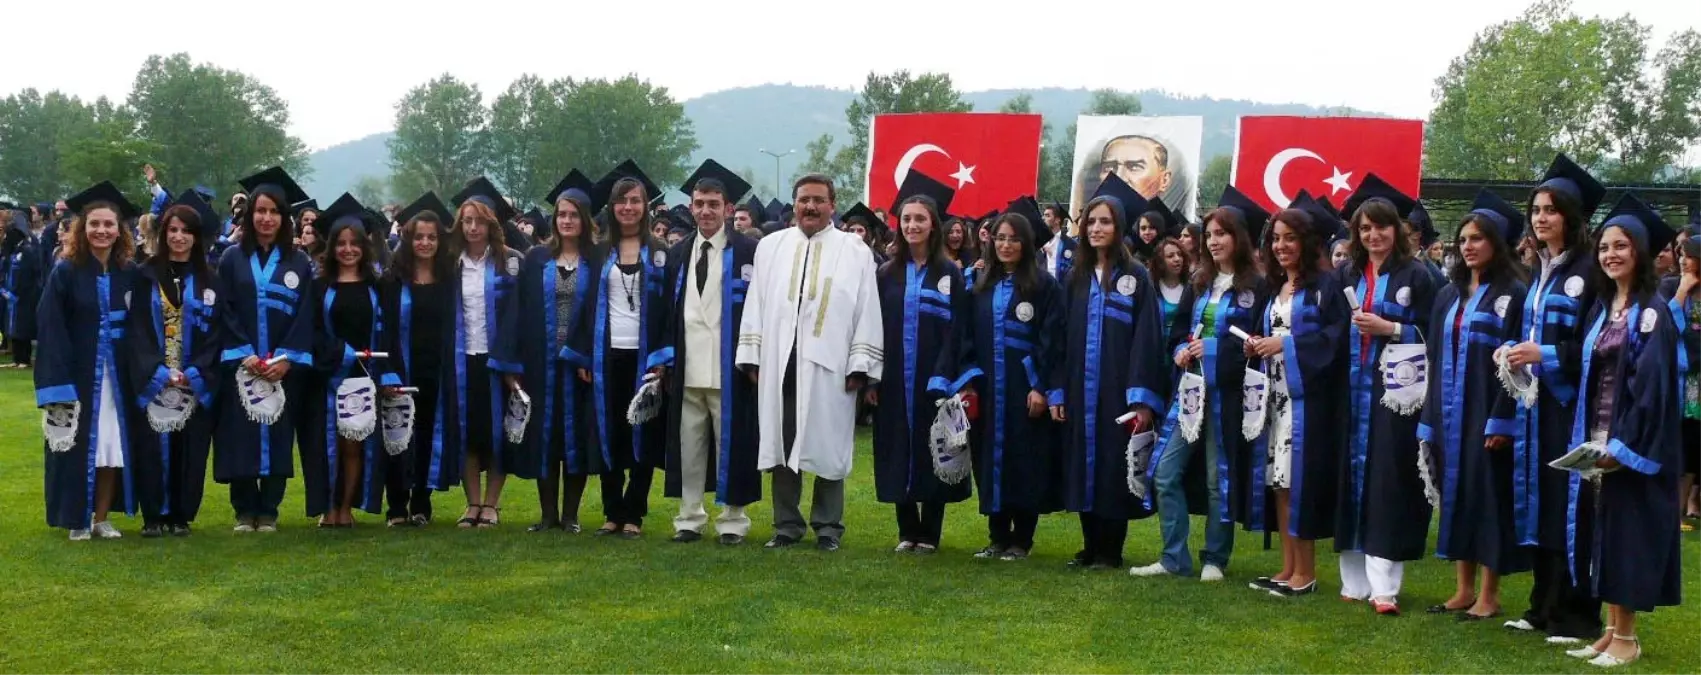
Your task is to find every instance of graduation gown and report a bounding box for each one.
[653,231,763,506]
[126,264,221,523]
[872,259,975,505]
[35,258,140,529]
[452,250,524,473]
[212,245,317,482]
[1150,277,1268,526]
[1568,295,1683,611]
[300,280,401,516]
[1046,235,1078,280]
[1511,253,1597,551]
[1333,259,1436,560]
[1248,275,1349,539]
[379,277,462,491]
[1057,263,1168,520]
[958,273,1065,515]
[6,232,44,341]
[1418,278,1531,573]
[509,247,595,480]
[573,243,667,472]
[735,226,884,481]
[1659,276,1699,380]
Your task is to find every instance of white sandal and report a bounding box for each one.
[1565,627,1612,659]
[1586,634,1640,667]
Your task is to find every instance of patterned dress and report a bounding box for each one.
[1266,292,1294,489]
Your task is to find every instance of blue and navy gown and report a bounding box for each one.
[510,246,596,481]
[379,276,461,494]
[1057,262,1169,522]
[958,271,1065,516]
[7,230,43,345]
[126,262,222,526]
[212,244,317,484]
[872,258,976,506]
[1508,253,1597,555]
[1567,294,1684,612]
[1149,276,1268,526]
[1333,258,1437,561]
[35,256,140,530]
[300,278,401,517]
[652,231,764,507]
[572,243,669,473]
[1247,274,1349,539]
[1047,235,1077,280]
[453,249,524,474]
[1418,276,1532,574]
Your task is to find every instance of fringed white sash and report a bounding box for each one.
[1241,368,1269,441]
[43,401,80,453]
[1495,348,1539,409]
[236,368,286,425]
[335,376,378,441]
[380,390,416,456]
[1176,371,1206,443]
[505,388,532,444]
[929,394,974,485]
[625,373,662,427]
[1417,440,1442,509]
[1379,343,1428,415]
[146,384,196,433]
[1125,430,1156,499]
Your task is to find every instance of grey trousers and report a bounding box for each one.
[770,466,845,540]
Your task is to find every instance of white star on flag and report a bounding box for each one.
[1324,167,1353,195]
[950,162,977,188]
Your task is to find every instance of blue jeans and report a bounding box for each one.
[1154,420,1234,575]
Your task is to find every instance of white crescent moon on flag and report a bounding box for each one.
[1262,147,1323,208]
[894,144,950,188]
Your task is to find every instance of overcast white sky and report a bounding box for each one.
[2,0,1694,152]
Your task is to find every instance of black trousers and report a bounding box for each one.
[601,468,653,527]
[1077,512,1129,566]
[11,338,31,366]
[1523,484,1602,638]
[400,377,442,520]
[382,453,412,519]
[895,502,946,546]
[463,355,494,463]
[989,511,1039,551]
[142,433,207,526]
[229,476,287,520]
[538,462,588,525]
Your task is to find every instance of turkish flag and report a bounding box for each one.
[1231,116,1425,214]
[865,113,1043,218]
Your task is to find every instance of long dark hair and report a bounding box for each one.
[1449,214,1523,288]
[385,214,455,285]
[238,189,296,256]
[148,204,213,283]
[944,217,976,264]
[1261,208,1329,290]
[1192,207,1259,293]
[318,218,379,284]
[975,212,1042,298]
[1528,185,1589,256]
[1152,237,1191,286]
[880,195,946,281]
[1591,223,1660,300]
[1346,198,1412,272]
[609,178,657,248]
[550,195,598,259]
[1070,197,1134,291]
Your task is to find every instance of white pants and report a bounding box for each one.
[673,387,749,536]
[1339,551,1404,601]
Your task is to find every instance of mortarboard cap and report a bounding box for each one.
[318,193,381,238]
[1005,195,1054,250]
[292,199,319,214]
[1410,203,1439,247]
[237,167,309,208]
[840,202,888,237]
[595,160,662,209]
[521,208,545,226]
[1537,153,1607,219]
[1290,190,1344,244]
[395,191,451,228]
[739,196,764,216]
[191,185,216,201]
[451,177,517,224]
[1216,185,1271,232]
[1316,196,1341,222]
[170,188,223,242]
[1143,196,1180,236]
[1341,173,1416,222]
[890,171,956,217]
[1468,189,1525,244]
[547,170,597,210]
[65,180,141,221]
[764,198,785,223]
[1090,173,1147,231]
[1600,192,1675,254]
[682,159,753,204]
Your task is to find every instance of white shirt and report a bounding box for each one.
[1043,236,1060,276]
[1210,271,1235,300]
[460,251,490,355]
[609,260,643,350]
[684,228,727,389]
[1537,248,1570,291]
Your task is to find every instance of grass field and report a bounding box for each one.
[0,369,1694,673]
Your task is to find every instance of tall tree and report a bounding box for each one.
[350,175,392,209]
[999,94,1061,202]
[1196,154,1232,221]
[388,74,489,201]
[797,71,972,201]
[0,89,99,202]
[61,99,160,209]
[485,74,561,205]
[1426,0,1701,181]
[127,53,308,196]
[555,75,698,193]
[1042,89,1143,206]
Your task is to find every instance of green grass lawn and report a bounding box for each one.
[0,369,1694,673]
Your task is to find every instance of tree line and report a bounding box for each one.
[1,0,1695,212]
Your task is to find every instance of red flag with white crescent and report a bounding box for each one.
[1231,116,1425,214]
[865,113,1043,217]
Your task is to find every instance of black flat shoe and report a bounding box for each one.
[168,524,191,537]
[1426,599,1476,614]
[526,522,559,533]
[1066,551,1092,567]
[1270,580,1318,597]
[141,524,164,538]
[593,524,620,536]
[816,536,840,552]
[1250,577,1289,591]
[1458,610,1503,622]
[671,530,703,543]
[764,534,798,549]
[719,533,745,546]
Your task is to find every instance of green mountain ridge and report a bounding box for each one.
[302,84,1387,203]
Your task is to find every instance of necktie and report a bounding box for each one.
[696,241,712,295]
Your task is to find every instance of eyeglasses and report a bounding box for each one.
[992,236,1023,245]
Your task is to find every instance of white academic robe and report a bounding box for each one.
[736,226,883,480]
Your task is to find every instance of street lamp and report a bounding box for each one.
[759,148,796,199]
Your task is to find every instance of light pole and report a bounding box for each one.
[759,148,796,199]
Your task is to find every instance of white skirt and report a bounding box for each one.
[95,364,124,469]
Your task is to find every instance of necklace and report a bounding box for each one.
[619,264,638,311]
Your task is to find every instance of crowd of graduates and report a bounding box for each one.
[1,150,1694,669]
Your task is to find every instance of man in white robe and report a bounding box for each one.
[735,174,882,551]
